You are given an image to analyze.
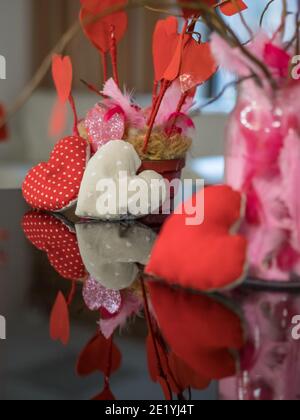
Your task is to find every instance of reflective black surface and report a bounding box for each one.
[0,190,300,401]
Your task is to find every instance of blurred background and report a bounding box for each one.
[0,0,294,188]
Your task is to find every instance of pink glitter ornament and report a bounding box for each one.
[83,276,122,313]
[84,103,125,153]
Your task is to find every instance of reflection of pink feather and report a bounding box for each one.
[155,81,193,126]
[99,292,142,339]
[279,130,300,252]
[102,78,145,128]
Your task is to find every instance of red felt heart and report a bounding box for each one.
[80,0,128,53]
[22,136,90,212]
[50,291,70,346]
[148,282,245,380]
[76,333,122,376]
[145,185,247,292]
[52,55,73,104]
[22,211,86,281]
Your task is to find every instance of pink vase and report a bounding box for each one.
[226,80,300,283]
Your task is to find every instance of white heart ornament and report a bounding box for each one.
[76,140,166,220]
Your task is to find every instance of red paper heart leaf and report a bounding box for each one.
[180,40,217,91]
[92,385,116,400]
[0,104,8,141]
[52,55,73,103]
[49,99,68,138]
[80,0,128,53]
[146,185,247,292]
[153,17,179,82]
[77,333,122,376]
[50,291,70,345]
[22,211,86,281]
[148,282,245,380]
[22,136,90,212]
[220,0,248,16]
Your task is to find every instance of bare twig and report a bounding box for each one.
[260,0,276,27]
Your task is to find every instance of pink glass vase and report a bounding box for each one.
[225,80,300,284]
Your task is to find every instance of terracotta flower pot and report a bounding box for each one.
[139,158,186,183]
[139,158,186,227]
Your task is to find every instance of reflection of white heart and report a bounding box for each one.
[76,140,166,220]
[76,222,156,290]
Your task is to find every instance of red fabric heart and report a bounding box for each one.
[145,185,247,292]
[51,55,73,104]
[148,282,245,380]
[22,211,86,281]
[80,0,128,53]
[22,136,90,212]
[77,333,121,376]
[49,291,70,346]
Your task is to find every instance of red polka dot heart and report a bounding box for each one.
[22,136,90,212]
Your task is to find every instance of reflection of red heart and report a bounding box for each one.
[50,292,70,346]
[51,55,73,103]
[22,136,90,212]
[80,0,128,53]
[77,333,121,376]
[22,212,86,281]
[146,185,247,292]
[148,282,245,380]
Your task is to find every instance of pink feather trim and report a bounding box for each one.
[102,78,145,128]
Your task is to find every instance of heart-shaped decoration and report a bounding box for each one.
[145,185,248,292]
[22,136,90,212]
[76,222,156,289]
[51,55,73,103]
[76,332,121,376]
[180,40,217,92]
[22,211,86,281]
[83,276,122,312]
[153,17,181,82]
[148,282,245,379]
[84,104,125,153]
[49,291,70,346]
[80,0,128,53]
[76,140,166,220]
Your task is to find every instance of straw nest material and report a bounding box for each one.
[78,122,192,161]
